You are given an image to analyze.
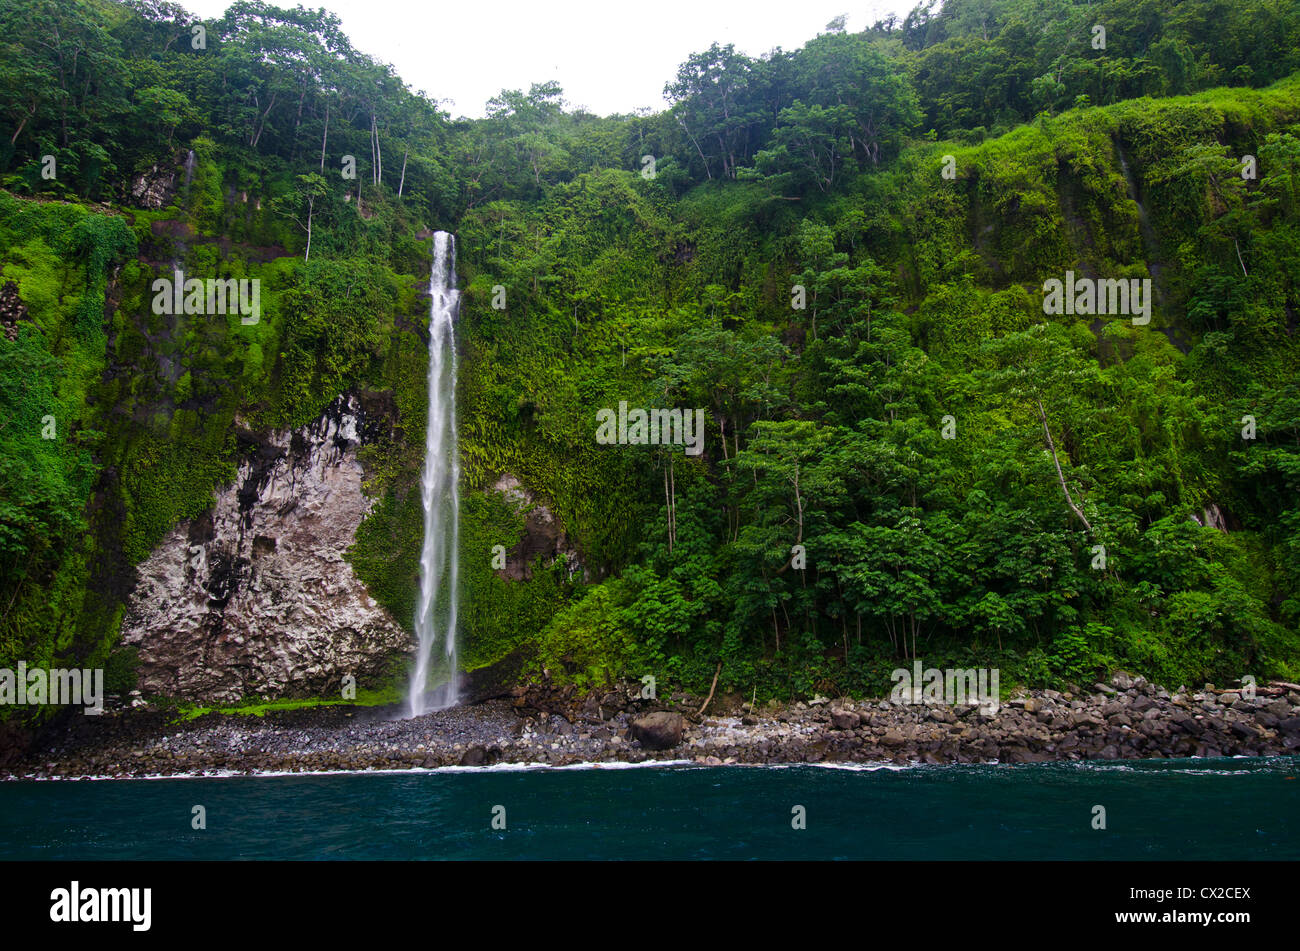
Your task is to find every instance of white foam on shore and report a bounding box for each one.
[8,753,1291,783]
[8,758,702,782]
[1055,755,1288,776]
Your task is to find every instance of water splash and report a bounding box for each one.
[407,231,460,717]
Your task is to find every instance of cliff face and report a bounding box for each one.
[121,394,411,704]
[490,473,584,583]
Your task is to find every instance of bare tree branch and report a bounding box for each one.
[1035,396,1093,534]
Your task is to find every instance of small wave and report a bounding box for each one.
[10,753,1293,783]
[10,758,703,782]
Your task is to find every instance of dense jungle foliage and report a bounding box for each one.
[2,0,1299,716]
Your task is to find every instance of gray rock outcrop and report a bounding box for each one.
[121,394,410,703]
[489,473,584,582]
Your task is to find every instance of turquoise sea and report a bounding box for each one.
[1,758,1296,860]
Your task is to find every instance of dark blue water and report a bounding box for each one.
[1,759,1295,860]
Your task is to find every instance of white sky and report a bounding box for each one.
[179,0,921,119]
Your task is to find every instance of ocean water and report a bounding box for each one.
[1,758,1295,860]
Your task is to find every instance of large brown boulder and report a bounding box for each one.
[630,712,685,750]
[830,708,861,730]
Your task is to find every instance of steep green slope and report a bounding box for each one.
[2,0,1298,727]
[454,79,1300,696]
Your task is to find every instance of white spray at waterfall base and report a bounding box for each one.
[407,231,461,717]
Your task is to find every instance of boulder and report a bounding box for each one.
[1265,699,1291,718]
[629,712,685,750]
[1230,721,1256,740]
[458,746,486,766]
[464,646,538,704]
[1276,717,1300,736]
[830,709,861,730]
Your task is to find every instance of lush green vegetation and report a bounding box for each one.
[175,684,401,721]
[2,0,1299,722]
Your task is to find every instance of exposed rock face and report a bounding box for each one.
[0,280,29,341]
[1201,502,1229,532]
[490,473,584,581]
[130,163,178,209]
[121,394,410,703]
[464,645,536,704]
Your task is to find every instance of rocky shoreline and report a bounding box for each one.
[3,673,1299,779]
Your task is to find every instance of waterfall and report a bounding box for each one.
[1114,140,1164,288]
[407,231,461,717]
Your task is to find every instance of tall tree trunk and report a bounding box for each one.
[251,90,277,148]
[304,196,314,262]
[291,85,307,160]
[793,464,803,544]
[663,463,673,554]
[1035,397,1093,533]
[319,101,329,172]
[669,454,676,549]
[369,113,377,185]
[398,147,408,197]
[678,116,712,181]
[251,92,268,147]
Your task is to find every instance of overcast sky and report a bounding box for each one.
[179,0,922,119]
